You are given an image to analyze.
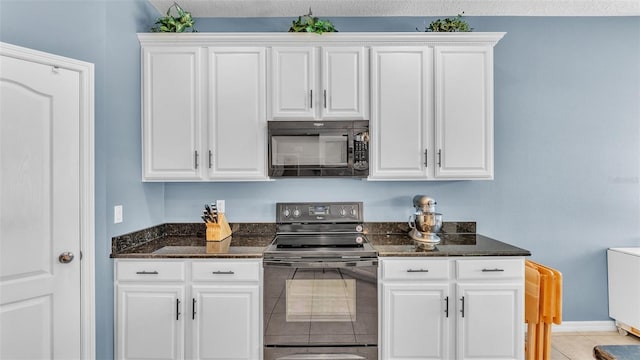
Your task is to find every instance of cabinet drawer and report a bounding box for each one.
[456,259,523,280]
[191,260,260,282]
[382,259,450,280]
[116,260,185,282]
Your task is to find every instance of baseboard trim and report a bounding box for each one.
[552,321,617,333]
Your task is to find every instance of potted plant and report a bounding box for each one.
[419,13,472,32]
[289,8,337,34]
[151,2,197,33]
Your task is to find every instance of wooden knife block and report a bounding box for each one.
[205,214,232,254]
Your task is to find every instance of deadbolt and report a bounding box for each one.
[59,252,74,263]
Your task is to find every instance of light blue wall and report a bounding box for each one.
[1,2,639,358]
[1,1,162,358]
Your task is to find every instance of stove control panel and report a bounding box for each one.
[276,202,363,223]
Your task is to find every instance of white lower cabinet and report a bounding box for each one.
[116,284,186,360]
[115,259,262,360]
[382,282,450,359]
[456,283,523,360]
[380,257,524,360]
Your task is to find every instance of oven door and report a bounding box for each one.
[263,259,378,359]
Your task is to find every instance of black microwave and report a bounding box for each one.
[267,120,369,178]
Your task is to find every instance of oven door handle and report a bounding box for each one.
[276,354,366,360]
[264,259,378,268]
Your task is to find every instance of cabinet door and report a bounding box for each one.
[116,284,185,360]
[270,47,316,119]
[190,285,260,360]
[456,283,524,360]
[142,46,204,180]
[370,47,433,180]
[208,47,267,180]
[321,46,368,120]
[434,46,493,179]
[381,282,450,360]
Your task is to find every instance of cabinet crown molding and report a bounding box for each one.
[138,32,506,46]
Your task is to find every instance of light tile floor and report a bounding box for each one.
[551,331,640,359]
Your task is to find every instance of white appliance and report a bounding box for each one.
[607,247,640,337]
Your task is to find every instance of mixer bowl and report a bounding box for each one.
[414,213,442,234]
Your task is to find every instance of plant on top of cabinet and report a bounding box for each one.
[289,8,337,34]
[151,2,197,33]
[419,13,472,32]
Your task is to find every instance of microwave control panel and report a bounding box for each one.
[353,139,369,171]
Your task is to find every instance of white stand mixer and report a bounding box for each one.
[408,195,443,250]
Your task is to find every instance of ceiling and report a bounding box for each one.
[148,0,639,17]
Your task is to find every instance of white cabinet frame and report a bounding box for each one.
[270,46,368,120]
[379,257,524,360]
[434,46,494,179]
[114,259,263,360]
[139,33,504,181]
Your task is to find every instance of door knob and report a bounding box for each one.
[59,252,74,263]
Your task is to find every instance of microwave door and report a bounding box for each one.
[271,134,348,168]
[319,135,348,166]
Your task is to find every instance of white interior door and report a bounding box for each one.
[0,53,82,359]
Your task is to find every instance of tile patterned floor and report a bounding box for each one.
[551,332,640,359]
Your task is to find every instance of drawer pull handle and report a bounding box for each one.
[176,298,181,320]
[460,296,465,318]
[481,268,505,272]
[407,268,429,273]
[136,271,158,275]
[212,270,235,275]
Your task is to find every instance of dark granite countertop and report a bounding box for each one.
[369,233,531,257]
[111,223,274,259]
[111,221,530,259]
[366,221,530,257]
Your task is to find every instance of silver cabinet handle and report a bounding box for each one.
[424,149,428,167]
[192,298,197,320]
[135,270,158,275]
[208,150,212,169]
[437,149,442,167]
[309,89,313,109]
[58,252,74,263]
[194,150,199,169]
[460,296,465,318]
[482,268,505,272]
[176,298,181,320]
[406,268,429,273]
[323,89,327,108]
[212,270,235,275]
[445,296,449,318]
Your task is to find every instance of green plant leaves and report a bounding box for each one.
[151,2,197,33]
[420,13,472,33]
[289,8,337,34]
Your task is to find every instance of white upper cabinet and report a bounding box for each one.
[370,47,433,180]
[140,40,268,181]
[139,33,503,181]
[270,47,316,119]
[208,47,267,180]
[142,46,204,180]
[371,41,498,181]
[321,47,369,119]
[270,46,368,120]
[434,46,494,179]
